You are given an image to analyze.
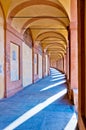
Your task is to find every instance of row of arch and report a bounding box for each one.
[0,0,69,98]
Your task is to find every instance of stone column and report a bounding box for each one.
[70,24,78,89]
[66,46,69,81]
[69,0,78,106]
[42,51,46,78]
[70,0,78,89]
[64,54,66,74]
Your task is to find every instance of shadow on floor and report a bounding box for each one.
[0,68,77,130]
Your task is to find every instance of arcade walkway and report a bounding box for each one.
[0,68,77,130]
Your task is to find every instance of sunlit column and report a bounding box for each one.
[42,50,46,78]
[70,0,78,89]
[64,54,66,74]
[66,46,69,81]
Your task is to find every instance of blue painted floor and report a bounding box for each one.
[0,68,77,130]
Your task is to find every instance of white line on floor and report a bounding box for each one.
[4,89,67,130]
[64,113,77,130]
[40,80,66,91]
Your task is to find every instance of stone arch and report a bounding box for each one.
[8,0,69,23]
[36,31,67,44]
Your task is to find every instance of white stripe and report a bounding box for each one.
[4,89,67,130]
[40,80,66,91]
[51,76,65,81]
[64,113,77,130]
[52,74,65,78]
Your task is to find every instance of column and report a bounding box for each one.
[64,54,66,74]
[70,23,78,89]
[42,51,46,78]
[70,0,78,109]
[70,0,78,89]
[66,46,69,81]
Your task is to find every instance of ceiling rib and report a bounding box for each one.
[7,0,69,62]
[29,27,67,30]
[10,16,68,19]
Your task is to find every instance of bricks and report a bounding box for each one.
[6,23,23,97]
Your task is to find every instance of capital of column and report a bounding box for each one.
[43,49,47,55]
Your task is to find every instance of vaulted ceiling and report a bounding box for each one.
[0,0,70,61]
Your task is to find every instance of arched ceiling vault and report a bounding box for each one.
[40,36,63,42]
[36,31,67,42]
[41,42,66,50]
[21,17,67,34]
[49,52,64,61]
[0,0,70,61]
[46,45,66,52]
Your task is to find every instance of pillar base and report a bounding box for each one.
[73,88,78,112]
[66,80,73,102]
[67,80,78,112]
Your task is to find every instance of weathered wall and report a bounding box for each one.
[10,43,19,81]
[22,43,32,87]
[0,8,4,98]
[6,24,23,97]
